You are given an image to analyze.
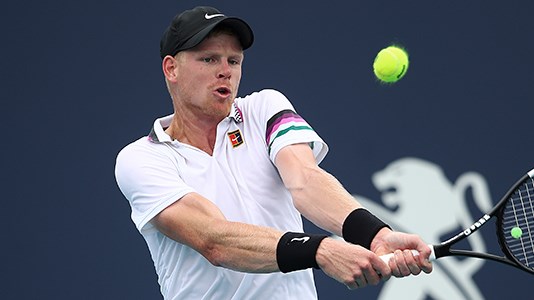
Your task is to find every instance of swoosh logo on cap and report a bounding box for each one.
[205,13,225,20]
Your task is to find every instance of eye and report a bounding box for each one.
[202,57,215,63]
[229,59,241,65]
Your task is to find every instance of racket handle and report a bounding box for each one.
[379,244,436,264]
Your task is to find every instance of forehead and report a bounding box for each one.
[190,32,243,53]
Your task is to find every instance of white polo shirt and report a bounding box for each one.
[115,89,328,300]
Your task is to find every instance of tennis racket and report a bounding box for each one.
[380,168,534,275]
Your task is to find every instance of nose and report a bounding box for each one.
[217,61,231,79]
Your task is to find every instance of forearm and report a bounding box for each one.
[275,144,389,244]
[289,165,362,236]
[152,193,284,273]
[202,220,282,273]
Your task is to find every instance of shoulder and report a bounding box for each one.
[116,136,154,162]
[255,88,287,99]
[115,137,171,175]
[235,89,296,118]
[237,89,291,105]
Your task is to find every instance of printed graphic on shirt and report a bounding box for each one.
[265,109,314,154]
[228,129,244,148]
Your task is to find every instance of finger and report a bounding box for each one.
[395,250,411,276]
[356,279,367,288]
[355,277,367,289]
[346,280,359,290]
[376,266,391,282]
[363,267,381,286]
[403,249,421,275]
[388,251,402,277]
[373,255,391,281]
[417,254,433,274]
[412,245,433,274]
[346,274,367,290]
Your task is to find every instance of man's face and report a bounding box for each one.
[172,32,244,122]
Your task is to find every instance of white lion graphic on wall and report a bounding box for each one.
[354,157,494,300]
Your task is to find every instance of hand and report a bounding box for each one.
[315,238,391,290]
[370,228,433,277]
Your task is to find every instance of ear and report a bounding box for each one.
[162,56,178,83]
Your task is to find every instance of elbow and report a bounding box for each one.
[291,169,325,213]
[198,242,226,267]
[286,165,322,191]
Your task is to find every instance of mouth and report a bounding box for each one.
[215,87,232,98]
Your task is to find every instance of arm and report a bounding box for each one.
[151,192,282,273]
[152,191,390,288]
[274,143,360,235]
[274,143,432,277]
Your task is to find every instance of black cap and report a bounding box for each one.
[160,6,254,59]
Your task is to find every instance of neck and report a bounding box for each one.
[165,114,221,155]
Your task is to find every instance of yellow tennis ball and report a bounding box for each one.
[511,226,522,239]
[373,46,409,83]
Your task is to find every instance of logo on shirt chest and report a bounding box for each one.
[228,129,244,148]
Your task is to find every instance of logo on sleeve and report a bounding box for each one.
[228,129,244,148]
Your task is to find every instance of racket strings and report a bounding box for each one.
[502,178,534,270]
[525,180,534,263]
[512,179,534,266]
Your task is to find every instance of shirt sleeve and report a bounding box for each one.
[252,89,329,163]
[115,139,195,232]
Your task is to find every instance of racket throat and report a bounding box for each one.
[435,245,520,270]
[432,243,450,259]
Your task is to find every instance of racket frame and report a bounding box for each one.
[431,170,534,274]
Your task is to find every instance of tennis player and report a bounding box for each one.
[115,6,432,300]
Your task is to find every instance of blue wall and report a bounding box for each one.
[4,1,534,299]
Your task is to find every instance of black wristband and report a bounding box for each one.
[276,232,328,273]
[342,209,390,249]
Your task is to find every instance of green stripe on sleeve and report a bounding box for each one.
[268,125,314,154]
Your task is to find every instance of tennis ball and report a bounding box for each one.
[511,226,523,239]
[373,46,409,83]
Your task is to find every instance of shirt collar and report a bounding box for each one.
[148,103,243,143]
[229,102,243,123]
[147,114,173,143]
